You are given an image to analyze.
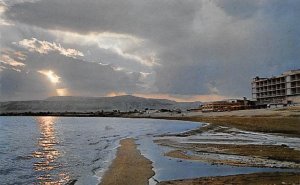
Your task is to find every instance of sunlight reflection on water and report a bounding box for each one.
[0,117,200,184]
[33,117,70,184]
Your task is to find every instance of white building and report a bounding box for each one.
[252,69,300,105]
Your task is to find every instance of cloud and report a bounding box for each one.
[4,0,199,38]
[0,1,13,25]
[0,48,145,100]
[1,0,300,101]
[0,54,25,67]
[215,0,261,20]
[153,0,300,96]
[133,93,230,102]
[50,30,159,67]
[139,72,152,79]
[0,68,55,101]
[0,30,146,100]
[0,65,6,71]
[17,38,84,58]
[0,49,26,73]
[37,70,60,84]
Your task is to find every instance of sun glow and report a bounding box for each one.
[33,117,71,184]
[38,70,60,84]
[56,88,68,96]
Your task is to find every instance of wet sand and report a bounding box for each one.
[100,107,300,184]
[155,123,300,168]
[100,138,154,185]
[157,121,300,160]
[157,172,300,185]
[151,107,300,184]
[163,148,300,168]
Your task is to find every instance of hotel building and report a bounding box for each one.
[252,69,300,105]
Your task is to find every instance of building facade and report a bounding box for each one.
[201,98,254,112]
[252,69,300,105]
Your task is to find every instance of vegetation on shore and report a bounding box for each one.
[157,172,300,185]
[155,120,300,168]
[160,116,300,137]
[160,144,300,168]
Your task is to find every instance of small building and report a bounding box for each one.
[251,69,300,106]
[202,98,254,112]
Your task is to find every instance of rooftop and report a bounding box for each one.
[253,69,300,81]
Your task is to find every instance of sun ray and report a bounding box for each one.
[38,70,60,84]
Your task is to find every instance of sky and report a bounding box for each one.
[0,0,299,102]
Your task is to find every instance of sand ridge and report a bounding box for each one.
[100,138,154,185]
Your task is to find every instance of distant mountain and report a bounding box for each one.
[0,95,202,113]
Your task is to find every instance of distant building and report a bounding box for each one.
[202,98,254,112]
[251,69,300,105]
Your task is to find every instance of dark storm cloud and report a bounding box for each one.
[2,0,300,99]
[0,50,143,100]
[215,0,260,20]
[5,0,198,41]
[0,68,54,101]
[0,35,144,100]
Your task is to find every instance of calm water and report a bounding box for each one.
[0,116,200,185]
[0,117,293,185]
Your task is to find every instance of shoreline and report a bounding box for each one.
[157,172,300,185]
[100,138,154,185]
[2,107,300,184]
[1,106,299,136]
[99,133,300,185]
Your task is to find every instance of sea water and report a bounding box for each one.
[0,116,200,184]
[0,116,295,185]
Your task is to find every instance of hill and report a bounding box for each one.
[0,95,202,113]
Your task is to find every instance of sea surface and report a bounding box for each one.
[0,116,201,184]
[0,116,293,185]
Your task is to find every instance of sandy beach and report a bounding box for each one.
[100,138,154,185]
[129,106,300,136]
[101,106,300,184]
